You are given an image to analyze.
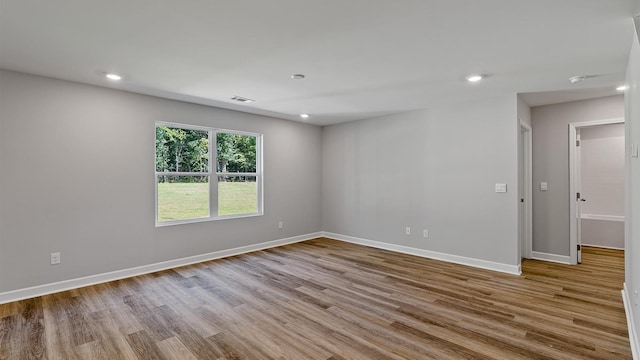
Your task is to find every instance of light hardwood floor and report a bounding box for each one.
[0,238,631,359]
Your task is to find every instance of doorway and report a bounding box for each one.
[569,118,625,264]
[519,123,533,260]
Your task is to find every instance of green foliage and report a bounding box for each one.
[157,181,257,221]
[155,126,209,176]
[216,133,256,173]
[156,126,257,184]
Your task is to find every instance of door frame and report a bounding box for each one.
[568,117,624,265]
[520,122,533,259]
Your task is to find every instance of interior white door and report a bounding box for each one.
[568,118,623,266]
[576,130,583,264]
[519,123,532,259]
[519,127,525,258]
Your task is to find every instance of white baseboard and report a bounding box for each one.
[623,283,640,360]
[581,214,625,222]
[581,244,625,251]
[531,251,572,264]
[322,232,521,275]
[0,232,322,305]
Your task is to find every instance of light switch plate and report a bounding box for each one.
[50,252,61,265]
[632,143,639,158]
[540,182,548,191]
[495,183,507,193]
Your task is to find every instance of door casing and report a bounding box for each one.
[520,122,533,260]
[569,118,624,265]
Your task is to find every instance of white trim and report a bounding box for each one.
[571,118,625,127]
[216,172,258,177]
[156,121,211,132]
[531,251,572,264]
[156,171,211,176]
[0,232,322,305]
[623,283,639,360]
[0,231,529,304]
[322,232,521,275]
[569,117,625,265]
[581,214,625,222]
[581,244,625,251]
[520,122,533,260]
[155,211,263,227]
[569,123,578,264]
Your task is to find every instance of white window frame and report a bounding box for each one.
[155,122,263,226]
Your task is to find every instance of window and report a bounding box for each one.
[155,122,262,225]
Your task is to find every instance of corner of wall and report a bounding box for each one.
[624,19,640,359]
[517,96,532,126]
[623,284,640,359]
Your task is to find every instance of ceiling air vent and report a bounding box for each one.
[230,95,255,103]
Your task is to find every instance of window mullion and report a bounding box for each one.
[210,129,219,218]
[257,134,263,216]
[155,171,209,176]
[216,172,257,177]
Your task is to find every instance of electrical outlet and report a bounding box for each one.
[423,229,429,238]
[50,252,61,265]
[405,227,411,235]
[278,221,283,229]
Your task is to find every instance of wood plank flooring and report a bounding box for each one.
[0,238,631,359]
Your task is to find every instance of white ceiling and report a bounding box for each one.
[0,0,636,125]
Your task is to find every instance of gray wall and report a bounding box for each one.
[580,124,625,217]
[531,95,624,256]
[582,219,624,249]
[624,19,640,347]
[322,95,520,267]
[0,70,323,293]
[579,124,625,249]
[517,96,532,127]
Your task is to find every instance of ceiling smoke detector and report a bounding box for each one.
[230,95,255,103]
[569,75,587,84]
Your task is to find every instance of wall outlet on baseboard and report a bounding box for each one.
[405,227,411,235]
[423,229,429,238]
[50,252,61,265]
[278,221,283,229]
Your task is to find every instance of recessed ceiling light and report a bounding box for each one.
[465,74,484,82]
[616,85,629,91]
[105,73,122,81]
[230,95,255,103]
[300,113,310,119]
[291,74,306,80]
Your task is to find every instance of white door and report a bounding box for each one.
[569,118,623,265]
[519,123,532,259]
[575,130,584,264]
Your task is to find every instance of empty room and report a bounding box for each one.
[1,1,640,359]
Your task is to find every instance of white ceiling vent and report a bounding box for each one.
[230,95,255,103]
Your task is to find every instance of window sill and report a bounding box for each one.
[155,212,263,227]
